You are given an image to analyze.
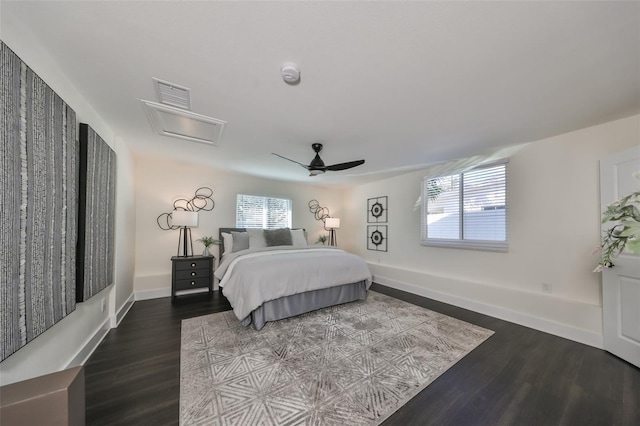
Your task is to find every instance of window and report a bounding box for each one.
[236,194,292,229]
[421,161,508,251]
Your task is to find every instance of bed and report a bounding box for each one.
[215,227,372,330]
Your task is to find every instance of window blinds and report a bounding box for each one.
[236,194,292,229]
[422,161,507,251]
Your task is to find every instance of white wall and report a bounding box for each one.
[111,136,137,322]
[0,22,136,384]
[344,115,640,348]
[134,155,346,297]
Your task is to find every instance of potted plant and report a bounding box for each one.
[316,235,328,245]
[594,190,640,272]
[197,236,221,256]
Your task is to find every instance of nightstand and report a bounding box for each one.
[171,255,214,299]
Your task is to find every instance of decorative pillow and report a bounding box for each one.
[221,232,232,256]
[231,231,249,252]
[291,229,307,246]
[264,228,293,246]
[247,228,267,249]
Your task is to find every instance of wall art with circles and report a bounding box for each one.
[367,196,388,223]
[367,225,388,252]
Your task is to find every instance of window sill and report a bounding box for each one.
[421,238,508,252]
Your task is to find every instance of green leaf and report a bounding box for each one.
[625,238,640,254]
[620,219,640,228]
[619,229,639,237]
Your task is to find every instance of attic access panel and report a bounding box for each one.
[141,100,226,146]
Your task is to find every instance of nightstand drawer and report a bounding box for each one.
[175,268,209,280]
[174,277,210,291]
[175,259,210,271]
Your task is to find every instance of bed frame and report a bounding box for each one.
[217,227,370,329]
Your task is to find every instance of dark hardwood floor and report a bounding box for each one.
[84,284,640,425]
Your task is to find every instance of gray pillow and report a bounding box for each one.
[247,228,267,249]
[231,231,249,252]
[264,228,293,247]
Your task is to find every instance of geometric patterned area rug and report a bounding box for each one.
[180,291,494,425]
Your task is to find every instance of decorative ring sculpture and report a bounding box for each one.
[308,199,332,230]
[157,187,215,230]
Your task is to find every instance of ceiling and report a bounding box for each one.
[2,1,639,185]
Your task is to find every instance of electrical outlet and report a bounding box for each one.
[542,283,552,293]
[100,299,105,312]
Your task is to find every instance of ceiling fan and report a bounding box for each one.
[272,143,365,176]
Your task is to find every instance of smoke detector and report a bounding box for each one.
[281,62,300,84]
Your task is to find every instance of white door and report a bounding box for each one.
[600,145,640,367]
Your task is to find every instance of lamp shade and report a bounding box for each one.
[325,217,340,229]
[172,210,199,227]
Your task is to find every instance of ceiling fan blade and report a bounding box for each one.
[325,159,365,171]
[271,153,311,170]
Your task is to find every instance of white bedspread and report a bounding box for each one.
[215,246,372,322]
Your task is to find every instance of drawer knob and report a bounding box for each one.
[191,262,196,268]
[191,271,196,277]
[190,281,196,286]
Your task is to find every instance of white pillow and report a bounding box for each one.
[247,228,267,249]
[221,232,232,256]
[291,229,308,247]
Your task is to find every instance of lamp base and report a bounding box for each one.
[177,227,194,257]
[329,229,337,247]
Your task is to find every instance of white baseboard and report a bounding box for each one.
[64,294,136,369]
[135,287,171,301]
[111,293,135,327]
[373,274,603,349]
[66,318,111,369]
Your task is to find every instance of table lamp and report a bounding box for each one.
[325,217,340,247]
[172,210,199,257]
